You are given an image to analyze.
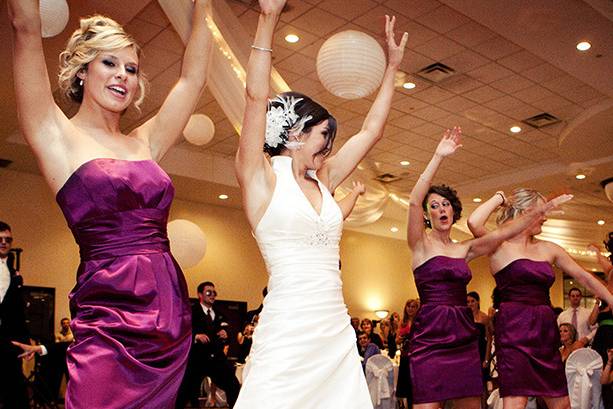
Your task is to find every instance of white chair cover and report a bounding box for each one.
[565,348,604,409]
[365,354,395,409]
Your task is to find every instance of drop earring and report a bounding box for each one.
[79,79,84,87]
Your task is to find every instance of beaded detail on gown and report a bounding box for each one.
[56,158,191,409]
[409,256,482,403]
[235,156,372,409]
[494,259,567,397]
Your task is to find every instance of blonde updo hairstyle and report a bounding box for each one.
[496,188,545,225]
[58,15,148,110]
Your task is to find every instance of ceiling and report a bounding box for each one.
[1,0,612,267]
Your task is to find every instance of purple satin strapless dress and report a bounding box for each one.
[494,259,567,398]
[409,256,482,403]
[56,158,191,409]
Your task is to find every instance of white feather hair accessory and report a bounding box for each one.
[265,95,312,150]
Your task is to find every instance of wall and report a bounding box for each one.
[1,168,563,334]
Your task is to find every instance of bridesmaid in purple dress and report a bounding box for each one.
[468,189,613,409]
[406,128,568,409]
[8,1,212,407]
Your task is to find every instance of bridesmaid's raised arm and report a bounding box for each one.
[407,127,462,250]
[467,192,506,238]
[139,0,213,161]
[8,0,70,161]
[322,16,408,191]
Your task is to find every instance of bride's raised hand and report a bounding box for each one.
[385,15,409,69]
[435,126,462,158]
[258,0,286,15]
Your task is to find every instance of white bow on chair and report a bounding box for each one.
[365,355,394,407]
[565,348,604,409]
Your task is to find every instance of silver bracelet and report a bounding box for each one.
[251,45,273,53]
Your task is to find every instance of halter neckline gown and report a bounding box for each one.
[494,258,567,398]
[409,255,483,403]
[56,158,191,408]
[234,156,372,409]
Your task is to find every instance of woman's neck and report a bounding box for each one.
[72,99,122,136]
[429,228,452,245]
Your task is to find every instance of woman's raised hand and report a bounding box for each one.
[385,15,409,69]
[434,126,463,158]
[258,0,286,16]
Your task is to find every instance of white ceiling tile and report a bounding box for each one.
[561,86,605,104]
[531,95,573,113]
[441,49,490,74]
[390,114,428,130]
[512,85,557,104]
[445,21,497,47]
[414,36,466,61]
[472,36,522,60]
[275,52,316,75]
[291,7,347,37]
[279,0,314,23]
[497,50,545,73]
[383,0,442,19]
[412,86,456,104]
[467,62,514,83]
[401,21,439,48]
[125,18,165,46]
[412,122,447,137]
[541,75,585,95]
[418,5,470,34]
[522,63,567,83]
[463,85,505,103]
[410,105,450,121]
[138,1,169,27]
[399,50,437,74]
[438,75,483,94]
[273,25,320,53]
[318,0,379,21]
[489,74,534,94]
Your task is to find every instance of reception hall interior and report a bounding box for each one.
[0,0,612,408]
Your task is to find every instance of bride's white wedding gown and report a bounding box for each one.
[235,156,372,409]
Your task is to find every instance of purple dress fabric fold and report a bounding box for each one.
[494,258,567,398]
[55,158,191,409]
[409,256,482,403]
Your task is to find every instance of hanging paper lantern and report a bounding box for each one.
[168,219,207,268]
[183,114,216,146]
[316,30,386,100]
[39,0,70,38]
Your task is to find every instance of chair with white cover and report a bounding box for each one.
[365,354,395,409]
[565,348,604,409]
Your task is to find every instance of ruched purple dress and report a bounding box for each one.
[56,158,191,409]
[494,259,567,398]
[409,256,482,403]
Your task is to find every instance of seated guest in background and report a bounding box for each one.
[378,318,391,349]
[357,331,380,371]
[351,316,361,333]
[176,282,241,409]
[557,288,596,347]
[558,323,582,363]
[55,317,73,343]
[360,318,383,349]
[237,322,254,364]
[0,221,29,408]
[467,292,493,374]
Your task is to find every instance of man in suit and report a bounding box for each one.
[176,281,241,408]
[0,221,29,408]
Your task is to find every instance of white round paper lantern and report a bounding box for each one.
[168,219,207,268]
[39,0,70,38]
[184,114,215,146]
[316,30,386,100]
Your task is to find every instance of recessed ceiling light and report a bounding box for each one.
[575,174,586,180]
[390,226,399,233]
[510,126,522,133]
[218,194,229,200]
[402,82,416,90]
[576,41,591,51]
[597,219,605,225]
[452,239,458,243]
[473,197,482,203]
[592,268,597,272]
[570,281,574,285]
[400,160,410,166]
[285,34,300,43]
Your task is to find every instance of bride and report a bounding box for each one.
[233,0,407,407]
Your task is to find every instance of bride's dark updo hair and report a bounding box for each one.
[263,91,337,156]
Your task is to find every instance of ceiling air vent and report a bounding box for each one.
[416,62,456,83]
[0,158,13,168]
[522,112,561,128]
[375,173,401,184]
